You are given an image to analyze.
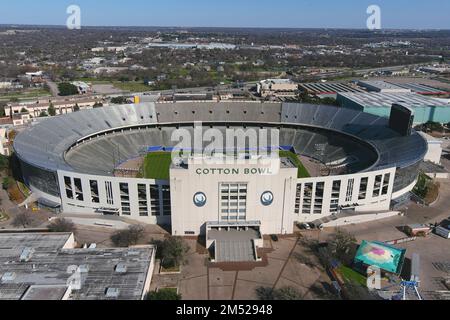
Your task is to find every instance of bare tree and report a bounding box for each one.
[12,211,33,228]
[48,218,77,233]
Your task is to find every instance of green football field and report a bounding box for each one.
[143,152,173,180]
[279,151,311,178]
[143,151,310,180]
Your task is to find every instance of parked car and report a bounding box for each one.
[299,223,311,230]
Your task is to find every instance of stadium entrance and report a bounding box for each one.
[169,156,298,237]
[206,221,263,263]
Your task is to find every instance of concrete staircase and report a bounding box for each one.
[215,240,256,263]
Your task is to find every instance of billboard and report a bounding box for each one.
[389,104,414,136]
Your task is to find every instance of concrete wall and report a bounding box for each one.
[322,211,400,228]
[295,167,396,223]
[57,170,171,225]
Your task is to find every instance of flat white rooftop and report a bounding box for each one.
[338,92,449,108]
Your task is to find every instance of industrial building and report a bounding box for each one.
[357,80,412,93]
[386,82,450,96]
[299,82,366,99]
[257,79,298,98]
[337,92,450,124]
[0,232,156,300]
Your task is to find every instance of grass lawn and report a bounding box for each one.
[337,265,367,287]
[0,88,51,101]
[279,151,311,178]
[158,288,178,294]
[113,81,151,92]
[143,152,172,180]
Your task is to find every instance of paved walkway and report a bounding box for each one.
[150,236,332,300]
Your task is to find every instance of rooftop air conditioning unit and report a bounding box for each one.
[115,263,127,274]
[20,248,35,262]
[1,272,16,282]
[106,288,120,299]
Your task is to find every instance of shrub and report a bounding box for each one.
[111,225,145,247]
[256,286,303,300]
[48,218,77,233]
[146,288,181,300]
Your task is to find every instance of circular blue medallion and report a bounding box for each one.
[193,192,207,207]
[261,191,274,206]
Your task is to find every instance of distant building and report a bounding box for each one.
[257,79,298,98]
[383,82,450,96]
[420,65,450,75]
[299,82,366,99]
[12,113,32,127]
[337,92,450,124]
[0,79,23,90]
[0,117,13,156]
[93,67,128,75]
[0,232,156,300]
[357,80,412,93]
[71,81,92,95]
[7,97,106,118]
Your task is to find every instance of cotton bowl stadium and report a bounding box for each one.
[14,102,427,239]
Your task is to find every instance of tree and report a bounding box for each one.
[0,155,9,172]
[73,103,80,112]
[39,111,48,117]
[47,103,56,116]
[8,130,17,141]
[93,102,103,108]
[146,289,181,301]
[329,229,357,265]
[110,225,145,247]
[2,176,11,190]
[12,211,33,228]
[58,82,79,96]
[20,107,29,113]
[48,218,77,233]
[255,287,275,300]
[110,96,131,104]
[157,237,190,269]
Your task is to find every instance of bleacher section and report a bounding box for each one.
[14,102,427,179]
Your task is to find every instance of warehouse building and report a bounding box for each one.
[299,82,366,99]
[337,92,450,124]
[357,80,412,93]
[0,232,156,300]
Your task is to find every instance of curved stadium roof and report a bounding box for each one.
[13,102,427,175]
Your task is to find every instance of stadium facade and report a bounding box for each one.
[14,102,427,236]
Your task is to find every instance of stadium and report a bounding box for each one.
[14,101,427,239]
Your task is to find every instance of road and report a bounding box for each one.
[44,77,59,96]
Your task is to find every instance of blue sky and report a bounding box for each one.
[0,0,449,29]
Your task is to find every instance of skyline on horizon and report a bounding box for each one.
[0,0,449,30]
